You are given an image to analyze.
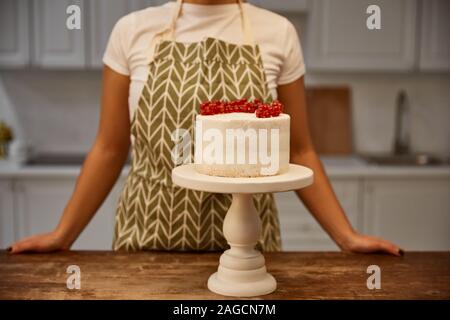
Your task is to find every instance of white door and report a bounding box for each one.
[419,0,450,71]
[306,0,417,71]
[277,178,362,251]
[363,178,450,250]
[0,0,29,67]
[32,0,86,68]
[88,0,154,67]
[0,180,15,249]
[249,0,308,12]
[14,177,124,250]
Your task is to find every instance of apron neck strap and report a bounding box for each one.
[163,0,255,45]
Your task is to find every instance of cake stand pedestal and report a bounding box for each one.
[172,164,313,297]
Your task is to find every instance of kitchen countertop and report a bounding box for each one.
[0,251,449,299]
[1,156,450,178]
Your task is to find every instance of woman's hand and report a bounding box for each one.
[6,66,131,255]
[277,79,404,258]
[7,230,70,254]
[340,232,404,256]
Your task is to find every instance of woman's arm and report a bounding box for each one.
[277,77,403,256]
[8,66,131,253]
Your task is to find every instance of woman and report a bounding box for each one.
[8,0,402,255]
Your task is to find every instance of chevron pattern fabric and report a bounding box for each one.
[113,37,282,252]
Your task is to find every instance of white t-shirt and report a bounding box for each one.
[103,1,305,119]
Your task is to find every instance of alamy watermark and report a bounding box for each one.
[171,120,280,175]
[65,4,380,31]
[66,5,81,30]
[66,265,81,289]
[366,5,381,30]
[366,265,381,290]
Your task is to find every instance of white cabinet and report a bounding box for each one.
[306,0,417,71]
[250,0,308,12]
[0,180,15,248]
[1,0,160,68]
[2,172,449,251]
[88,0,153,67]
[419,0,450,71]
[13,177,125,250]
[277,178,362,251]
[2,0,448,72]
[33,0,86,68]
[363,178,450,250]
[279,175,450,251]
[0,0,30,67]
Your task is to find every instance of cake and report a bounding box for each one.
[194,99,290,177]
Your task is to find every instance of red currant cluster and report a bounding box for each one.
[200,98,283,118]
[200,98,257,115]
[255,100,283,118]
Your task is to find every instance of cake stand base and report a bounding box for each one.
[172,164,313,297]
[208,271,276,297]
[207,192,278,297]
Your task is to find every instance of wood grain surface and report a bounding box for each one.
[0,251,449,300]
[305,87,353,155]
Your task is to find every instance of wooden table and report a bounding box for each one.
[0,251,449,299]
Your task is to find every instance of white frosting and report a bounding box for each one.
[194,112,290,177]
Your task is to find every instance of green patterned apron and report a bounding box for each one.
[113,0,282,252]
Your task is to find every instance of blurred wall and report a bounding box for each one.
[1,70,449,157]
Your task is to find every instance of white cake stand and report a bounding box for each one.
[172,164,313,297]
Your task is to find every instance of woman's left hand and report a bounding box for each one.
[340,232,404,256]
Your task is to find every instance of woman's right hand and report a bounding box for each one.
[7,230,70,254]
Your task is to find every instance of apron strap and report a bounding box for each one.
[165,0,184,40]
[160,0,255,45]
[238,0,255,45]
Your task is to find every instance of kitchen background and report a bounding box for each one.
[0,0,449,251]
